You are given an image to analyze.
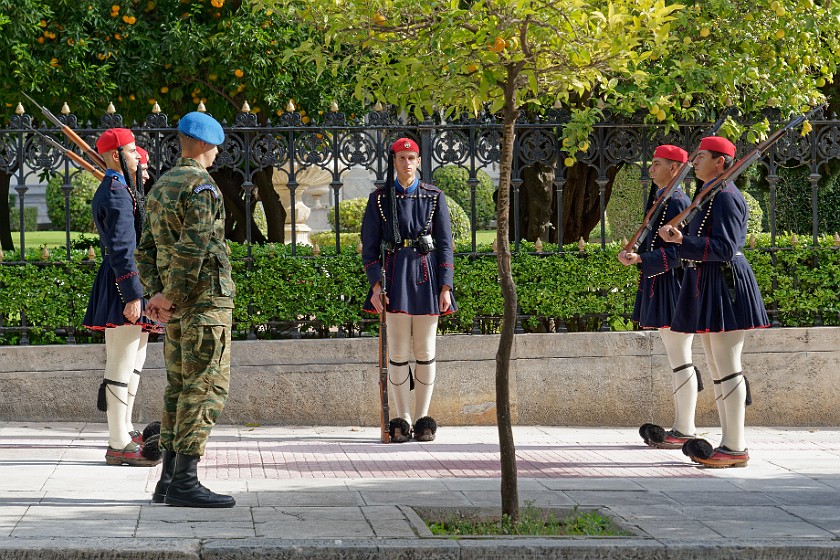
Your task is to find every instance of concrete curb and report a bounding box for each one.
[4,538,837,560]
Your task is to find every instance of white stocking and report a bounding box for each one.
[125,332,149,434]
[411,315,439,420]
[700,333,727,440]
[707,331,747,452]
[386,313,413,424]
[104,325,143,449]
[659,328,696,435]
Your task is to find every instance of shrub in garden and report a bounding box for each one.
[769,165,840,235]
[46,172,98,233]
[432,166,496,228]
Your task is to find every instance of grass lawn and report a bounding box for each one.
[474,230,496,244]
[13,231,98,248]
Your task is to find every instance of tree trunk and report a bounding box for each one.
[0,171,13,251]
[502,160,619,244]
[212,167,268,244]
[551,162,619,243]
[496,72,520,523]
[252,167,285,243]
[519,161,555,241]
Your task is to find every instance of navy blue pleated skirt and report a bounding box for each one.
[670,256,769,333]
[633,269,682,329]
[83,258,158,332]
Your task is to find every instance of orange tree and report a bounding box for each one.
[0,0,360,122]
[0,0,362,249]
[552,0,840,245]
[263,0,687,521]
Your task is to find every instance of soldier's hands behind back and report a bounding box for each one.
[147,292,175,324]
[124,299,142,323]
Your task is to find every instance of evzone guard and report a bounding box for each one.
[361,138,457,443]
[618,144,703,450]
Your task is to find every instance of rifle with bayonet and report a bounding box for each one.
[22,92,107,171]
[665,104,826,233]
[27,126,105,181]
[378,252,391,444]
[624,109,733,254]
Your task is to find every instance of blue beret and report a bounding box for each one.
[178,112,225,145]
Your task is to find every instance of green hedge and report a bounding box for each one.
[768,165,840,235]
[1,236,839,344]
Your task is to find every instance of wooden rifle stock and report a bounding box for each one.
[32,128,105,181]
[666,104,826,232]
[22,93,107,171]
[378,292,390,444]
[624,110,732,253]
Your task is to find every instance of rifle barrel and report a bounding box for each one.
[664,105,824,232]
[22,93,108,171]
[28,126,105,180]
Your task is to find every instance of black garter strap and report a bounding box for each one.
[389,359,409,367]
[714,372,752,406]
[673,364,704,392]
[97,378,129,412]
[416,358,436,365]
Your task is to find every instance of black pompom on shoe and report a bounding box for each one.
[389,418,411,443]
[142,421,161,442]
[413,416,437,442]
[141,433,162,462]
[682,438,714,461]
[646,424,667,444]
[639,423,657,444]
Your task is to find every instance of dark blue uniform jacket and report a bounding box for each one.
[361,180,457,316]
[83,169,150,330]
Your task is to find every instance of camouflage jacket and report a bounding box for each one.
[136,158,234,311]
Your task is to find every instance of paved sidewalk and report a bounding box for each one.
[1,423,839,559]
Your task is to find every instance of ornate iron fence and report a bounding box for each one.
[2,105,840,343]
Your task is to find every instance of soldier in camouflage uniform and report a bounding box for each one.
[135,112,235,508]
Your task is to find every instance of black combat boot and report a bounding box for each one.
[164,453,236,508]
[151,449,176,503]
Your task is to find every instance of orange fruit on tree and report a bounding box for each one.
[489,36,506,53]
[234,69,244,78]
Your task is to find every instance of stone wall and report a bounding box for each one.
[1,327,837,426]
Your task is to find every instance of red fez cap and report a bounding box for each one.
[699,136,736,157]
[95,128,135,154]
[391,137,419,155]
[136,146,148,165]
[653,144,688,163]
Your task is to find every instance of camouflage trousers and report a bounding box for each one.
[160,306,232,456]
